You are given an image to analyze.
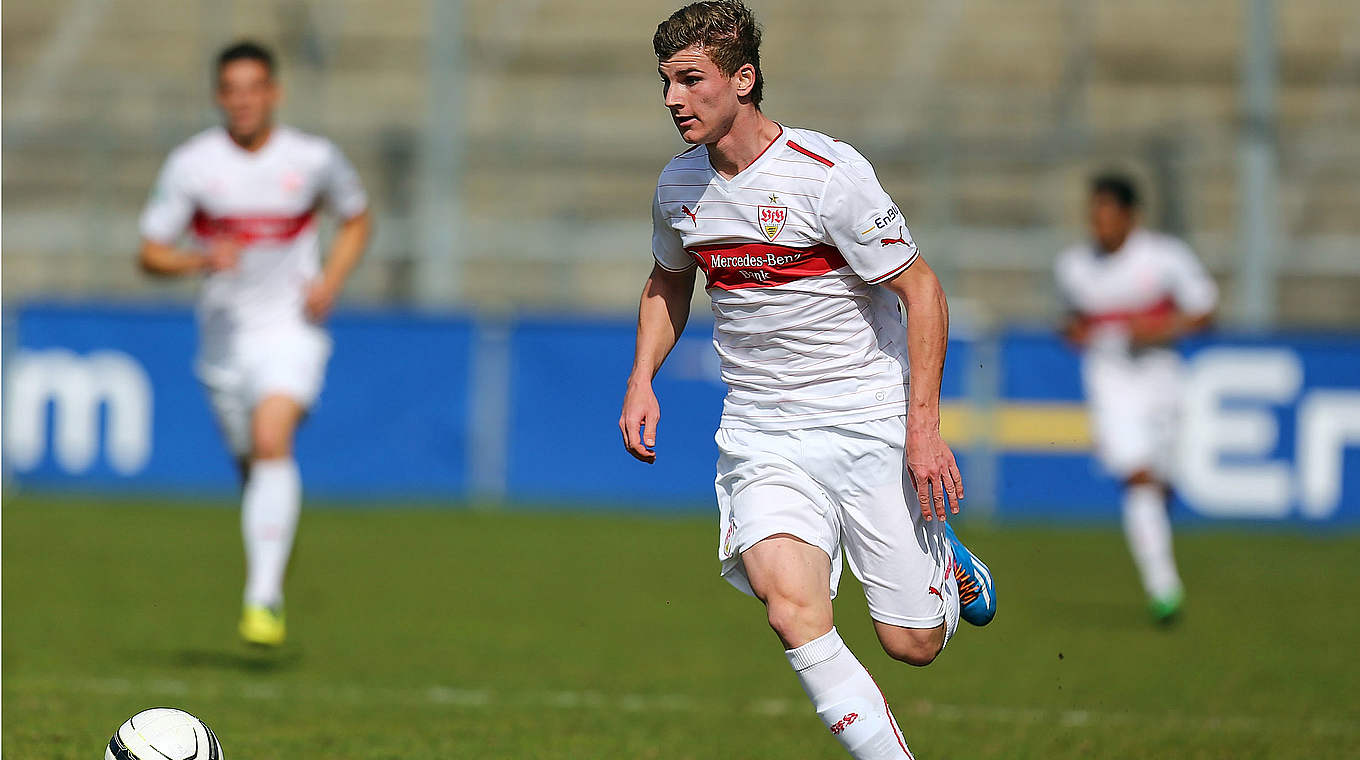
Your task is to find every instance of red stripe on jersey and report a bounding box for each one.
[786,140,835,167]
[688,242,848,291]
[191,209,317,244]
[1082,296,1177,325]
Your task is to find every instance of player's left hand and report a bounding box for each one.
[906,421,963,523]
[1127,313,1176,347]
[304,280,339,323]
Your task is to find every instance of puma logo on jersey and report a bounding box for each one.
[681,205,700,226]
[928,586,943,599]
[882,226,909,247]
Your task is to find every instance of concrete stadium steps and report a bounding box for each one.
[2,0,1357,323]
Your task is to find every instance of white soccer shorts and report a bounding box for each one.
[715,416,955,629]
[196,324,332,457]
[1082,349,1183,480]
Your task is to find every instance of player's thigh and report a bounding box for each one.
[1144,354,1185,480]
[1086,364,1156,478]
[820,418,952,631]
[742,534,834,648]
[715,426,844,601]
[250,394,306,459]
[199,366,252,461]
[245,326,332,459]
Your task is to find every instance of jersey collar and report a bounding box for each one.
[708,123,787,191]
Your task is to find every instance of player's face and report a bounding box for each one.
[659,46,746,144]
[216,59,278,143]
[1089,192,1136,253]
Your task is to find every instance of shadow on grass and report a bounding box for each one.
[109,647,305,674]
[172,648,303,673]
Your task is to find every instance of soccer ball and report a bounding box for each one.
[105,708,223,760]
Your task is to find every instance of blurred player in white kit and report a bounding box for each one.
[621,3,995,757]
[138,41,371,646]
[1056,174,1216,624]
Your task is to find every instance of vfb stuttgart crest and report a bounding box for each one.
[758,194,786,242]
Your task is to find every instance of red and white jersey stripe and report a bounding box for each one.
[1055,229,1217,358]
[652,125,920,431]
[140,125,367,345]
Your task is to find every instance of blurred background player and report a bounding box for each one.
[137,41,372,646]
[621,3,994,757]
[1056,173,1216,624]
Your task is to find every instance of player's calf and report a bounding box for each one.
[787,628,917,759]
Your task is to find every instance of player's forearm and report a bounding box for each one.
[139,240,206,277]
[629,265,695,383]
[1132,310,1213,346]
[887,261,949,430]
[319,210,372,292]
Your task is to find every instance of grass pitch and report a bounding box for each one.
[4,495,1358,759]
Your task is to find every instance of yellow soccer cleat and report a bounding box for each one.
[239,604,286,647]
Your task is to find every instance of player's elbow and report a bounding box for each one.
[1188,310,1215,332]
[138,242,165,275]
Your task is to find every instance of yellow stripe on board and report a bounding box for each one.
[939,402,1092,452]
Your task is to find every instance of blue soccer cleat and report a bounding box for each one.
[945,523,996,626]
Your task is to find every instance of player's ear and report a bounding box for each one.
[733,63,756,99]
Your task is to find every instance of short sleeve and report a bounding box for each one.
[139,151,195,244]
[651,190,694,272]
[322,141,368,219]
[819,162,918,285]
[1164,239,1217,316]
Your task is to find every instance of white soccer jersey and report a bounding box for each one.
[140,126,368,349]
[1056,229,1218,478]
[1055,229,1218,358]
[652,126,919,431]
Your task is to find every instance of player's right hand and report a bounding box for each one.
[203,239,242,272]
[1060,318,1090,348]
[619,380,660,464]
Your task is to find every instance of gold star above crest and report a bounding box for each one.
[768,194,780,204]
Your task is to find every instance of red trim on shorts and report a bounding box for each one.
[687,241,848,290]
[786,140,835,167]
[191,208,317,244]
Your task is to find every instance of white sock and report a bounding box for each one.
[786,628,915,759]
[242,458,301,608]
[1122,483,1182,601]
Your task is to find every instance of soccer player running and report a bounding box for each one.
[620,3,995,756]
[138,41,371,646]
[1056,174,1217,624]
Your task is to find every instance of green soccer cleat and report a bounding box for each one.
[239,604,286,647]
[1148,590,1183,626]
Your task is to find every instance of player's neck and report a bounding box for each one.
[707,111,780,180]
[1097,229,1134,255]
[227,123,275,153]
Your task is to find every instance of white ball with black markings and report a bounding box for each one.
[105,708,223,760]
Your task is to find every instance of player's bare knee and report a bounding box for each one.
[251,429,291,460]
[764,597,830,648]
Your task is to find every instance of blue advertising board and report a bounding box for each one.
[4,303,1358,523]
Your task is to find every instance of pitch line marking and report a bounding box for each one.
[13,676,1356,738]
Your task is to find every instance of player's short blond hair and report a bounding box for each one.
[654,1,764,107]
